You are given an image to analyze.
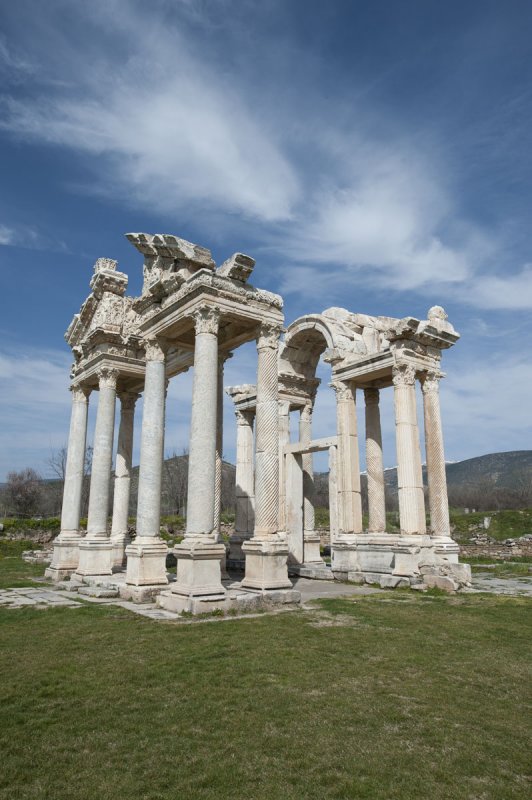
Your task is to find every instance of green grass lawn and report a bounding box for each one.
[1,580,530,800]
[0,540,46,589]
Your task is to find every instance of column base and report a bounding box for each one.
[241,538,292,591]
[124,539,168,587]
[392,535,435,577]
[45,533,82,581]
[303,532,323,564]
[73,537,113,579]
[111,532,131,570]
[171,539,226,598]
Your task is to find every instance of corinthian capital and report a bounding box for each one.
[97,367,119,390]
[194,305,220,336]
[70,383,91,402]
[392,363,417,387]
[118,391,140,411]
[143,338,166,362]
[330,381,354,401]
[257,322,283,351]
[364,388,380,405]
[421,370,443,393]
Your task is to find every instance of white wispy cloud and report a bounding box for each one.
[0,0,529,312]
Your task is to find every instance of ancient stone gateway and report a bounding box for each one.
[47,232,471,613]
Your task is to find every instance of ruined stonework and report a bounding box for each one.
[47,232,471,611]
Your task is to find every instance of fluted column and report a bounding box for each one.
[214,353,231,534]
[364,388,386,533]
[421,371,451,539]
[46,383,91,580]
[393,364,426,535]
[229,409,255,566]
[332,381,363,535]
[124,340,168,596]
[75,367,118,578]
[172,306,226,599]
[110,392,139,569]
[184,306,220,538]
[277,400,291,532]
[300,403,322,563]
[242,322,291,590]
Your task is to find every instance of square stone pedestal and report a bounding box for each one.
[45,534,82,581]
[120,539,168,602]
[303,532,323,564]
[74,538,113,580]
[172,539,226,598]
[241,538,292,591]
[110,533,131,571]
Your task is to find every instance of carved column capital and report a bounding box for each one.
[143,338,166,362]
[257,322,283,351]
[421,370,443,393]
[330,380,354,401]
[70,383,91,402]
[118,391,140,411]
[300,403,313,423]
[278,399,291,416]
[235,408,253,427]
[193,305,220,336]
[364,387,380,405]
[97,367,119,390]
[392,363,417,387]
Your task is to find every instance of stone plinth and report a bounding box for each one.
[241,538,292,591]
[169,539,227,599]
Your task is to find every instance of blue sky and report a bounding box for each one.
[0,0,531,480]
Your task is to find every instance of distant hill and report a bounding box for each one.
[381,451,532,493]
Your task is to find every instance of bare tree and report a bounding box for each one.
[6,468,43,517]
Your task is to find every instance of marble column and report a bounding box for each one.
[172,306,226,598]
[300,403,322,563]
[110,392,139,569]
[242,322,291,590]
[332,381,363,535]
[124,340,169,596]
[364,388,386,533]
[277,400,291,533]
[46,383,91,581]
[328,444,339,543]
[75,368,118,579]
[421,370,452,541]
[230,409,255,565]
[393,364,426,535]
[215,353,231,578]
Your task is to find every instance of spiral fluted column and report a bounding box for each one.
[393,364,426,535]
